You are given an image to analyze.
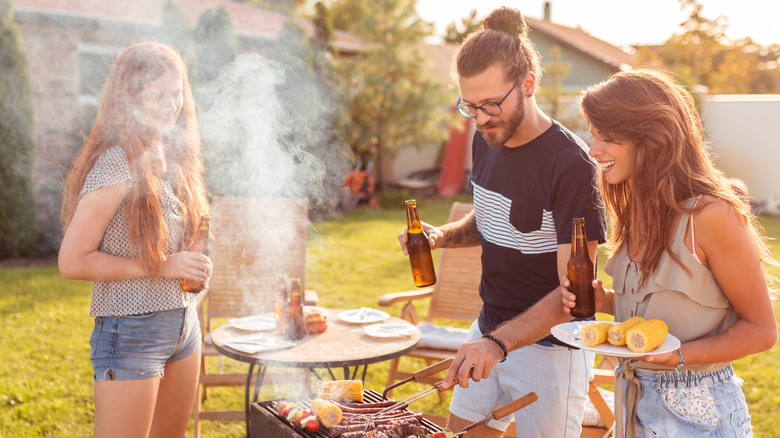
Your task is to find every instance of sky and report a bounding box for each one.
[416,0,780,48]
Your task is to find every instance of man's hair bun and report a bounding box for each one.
[483,6,528,38]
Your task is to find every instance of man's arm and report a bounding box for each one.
[398,210,481,255]
[440,284,573,389]
[441,239,600,389]
[436,210,480,249]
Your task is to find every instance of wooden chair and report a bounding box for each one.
[192,196,317,437]
[378,201,615,437]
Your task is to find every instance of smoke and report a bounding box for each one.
[195,29,349,313]
[198,53,341,203]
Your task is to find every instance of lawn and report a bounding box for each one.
[1,195,779,437]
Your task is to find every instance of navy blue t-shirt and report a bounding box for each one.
[470,120,607,335]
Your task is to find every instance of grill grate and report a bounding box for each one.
[254,389,443,437]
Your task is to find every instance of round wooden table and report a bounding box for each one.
[209,309,420,436]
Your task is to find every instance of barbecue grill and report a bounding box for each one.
[250,389,444,438]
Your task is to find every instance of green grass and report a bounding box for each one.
[2,197,779,437]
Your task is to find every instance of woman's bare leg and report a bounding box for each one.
[149,346,201,438]
[94,378,160,438]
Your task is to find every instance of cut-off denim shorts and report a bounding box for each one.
[90,301,201,382]
[624,364,753,437]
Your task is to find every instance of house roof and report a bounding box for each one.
[11,0,363,52]
[527,17,635,70]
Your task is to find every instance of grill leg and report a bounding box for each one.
[244,362,266,438]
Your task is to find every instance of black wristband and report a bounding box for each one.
[482,333,508,363]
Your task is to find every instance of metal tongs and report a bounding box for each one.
[382,357,455,398]
[373,358,470,418]
[454,392,538,436]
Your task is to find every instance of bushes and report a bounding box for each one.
[0,0,37,259]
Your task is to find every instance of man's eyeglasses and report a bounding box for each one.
[456,78,520,118]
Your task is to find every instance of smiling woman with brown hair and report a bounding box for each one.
[565,68,777,437]
[59,42,210,437]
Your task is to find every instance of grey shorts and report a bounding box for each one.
[89,301,201,382]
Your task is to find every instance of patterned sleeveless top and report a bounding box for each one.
[82,146,195,316]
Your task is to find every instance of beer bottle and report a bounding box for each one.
[182,215,211,293]
[405,199,436,287]
[274,274,290,335]
[568,217,596,318]
[286,278,306,340]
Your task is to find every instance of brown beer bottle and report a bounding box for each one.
[568,217,596,318]
[182,215,211,293]
[286,278,306,340]
[274,274,290,335]
[405,199,436,287]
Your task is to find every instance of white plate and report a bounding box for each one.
[364,323,418,339]
[337,308,390,324]
[551,321,681,358]
[228,315,275,332]
[220,332,295,354]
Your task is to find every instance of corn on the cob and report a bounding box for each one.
[309,398,342,428]
[580,322,612,347]
[608,316,645,346]
[318,380,363,402]
[626,319,668,353]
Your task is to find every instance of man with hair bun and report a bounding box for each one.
[399,6,606,437]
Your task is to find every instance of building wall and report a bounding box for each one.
[14,9,279,251]
[701,95,780,205]
[15,11,154,250]
[531,33,617,93]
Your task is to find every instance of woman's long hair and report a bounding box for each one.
[580,69,771,282]
[61,42,209,274]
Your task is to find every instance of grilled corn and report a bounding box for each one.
[626,319,668,353]
[580,322,613,347]
[318,380,363,402]
[608,316,645,346]
[309,398,342,428]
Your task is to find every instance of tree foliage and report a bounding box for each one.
[638,0,780,94]
[158,0,193,65]
[193,7,237,85]
[0,0,37,258]
[327,0,452,187]
[443,9,482,45]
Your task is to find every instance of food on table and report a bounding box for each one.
[580,322,613,347]
[318,379,364,402]
[607,316,646,346]
[310,398,342,428]
[626,319,669,353]
[305,310,328,334]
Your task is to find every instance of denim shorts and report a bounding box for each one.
[89,301,201,382]
[627,365,753,437]
[449,321,595,437]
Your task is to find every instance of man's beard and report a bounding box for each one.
[477,93,525,147]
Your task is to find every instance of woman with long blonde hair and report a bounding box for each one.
[59,42,210,437]
[563,68,776,437]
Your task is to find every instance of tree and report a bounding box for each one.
[193,7,237,85]
[158,0,193,65]
[638,0,780,94]
[443,9,482,45]
[328,0,452,189]
[538,46,571,120]
[0,0,38,258]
